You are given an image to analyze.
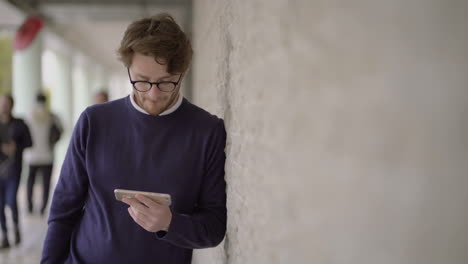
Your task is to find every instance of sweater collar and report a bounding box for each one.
[130,90,183,116]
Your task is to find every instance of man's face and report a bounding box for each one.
[128,53,182,116]
[94,93,108,104]
[0,96,12,116]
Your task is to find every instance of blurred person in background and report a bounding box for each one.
[41,13,227,263]
[93,90,109,104]
[24,93,62,216]
[0,94,32,249]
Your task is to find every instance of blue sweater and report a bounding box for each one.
[41,96,227,263]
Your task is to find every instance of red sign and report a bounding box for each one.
[14,17,44,51]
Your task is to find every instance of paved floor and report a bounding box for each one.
[0,184,50,264]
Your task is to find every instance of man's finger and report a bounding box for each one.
[121,197,150,216]
[128,207,151,231]
[129,206,151,221]
[134,194,162,208]
[121,197,145,208]
[129,207,150,223]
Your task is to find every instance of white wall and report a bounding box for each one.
[191,0,468,263]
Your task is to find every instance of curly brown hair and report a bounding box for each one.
[117,13,192,74]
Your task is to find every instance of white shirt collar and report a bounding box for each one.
[130,90,183,116]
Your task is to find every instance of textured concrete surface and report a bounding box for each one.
[191,0,468,263]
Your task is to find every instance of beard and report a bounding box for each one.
[136,90,179,116]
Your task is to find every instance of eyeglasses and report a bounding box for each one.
[127,68,183,93]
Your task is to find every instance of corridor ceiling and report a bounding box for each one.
[0,0,192,72]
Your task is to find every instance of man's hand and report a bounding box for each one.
[121,194,172,232]
[1,142,16,157]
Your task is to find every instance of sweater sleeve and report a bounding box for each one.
[157,119,227,249]
[41,111,90,263]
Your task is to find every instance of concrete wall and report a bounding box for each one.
[191,0,468,263]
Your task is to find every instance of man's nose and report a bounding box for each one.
[147,84,162,98]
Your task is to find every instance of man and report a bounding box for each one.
[93,90,109,104]
[41,13,227,263]
[0,94,32,249]
[24,93,62,216]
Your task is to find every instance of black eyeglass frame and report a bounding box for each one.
[127,68,183,93]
